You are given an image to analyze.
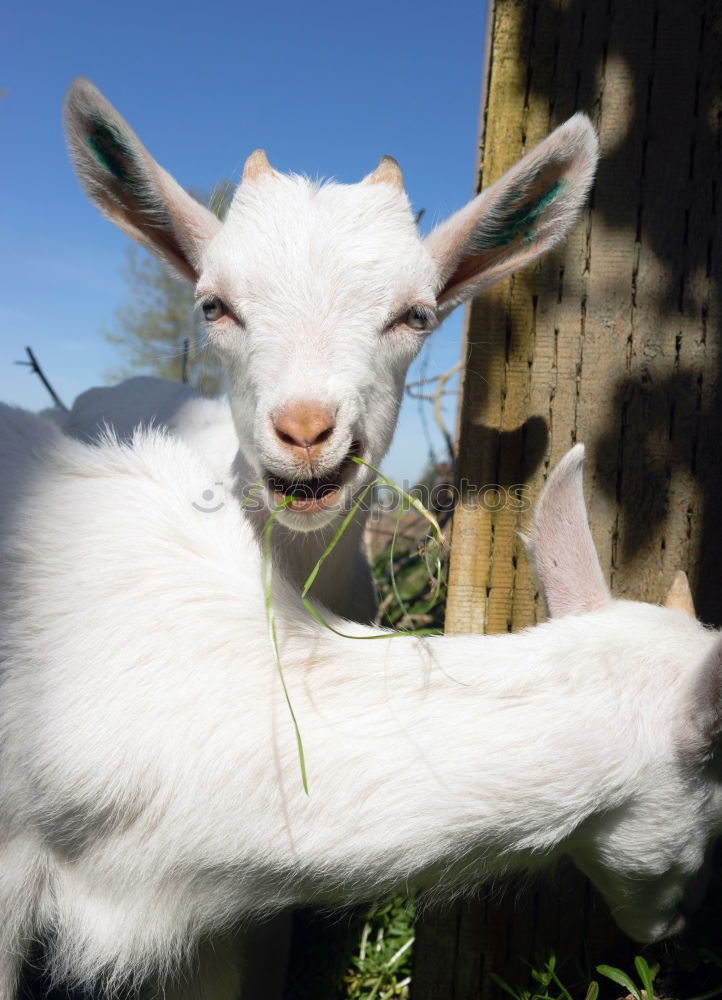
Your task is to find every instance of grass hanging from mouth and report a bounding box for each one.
[353,454,445,621]
[386,498,444,624]
[388,503,412,620]
[299,460,444,639]
[301,478,380,600]
[349,455,445,544]
[263,456,448,792]
[264,494,309,795]
[240,477,264,509]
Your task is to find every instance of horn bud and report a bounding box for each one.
[242,149,274,183]
[662,570,696,618]
[367,155,404,191]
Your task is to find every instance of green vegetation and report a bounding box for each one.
[342,899,415,999]
[596,956,657,1000]
[487,951,722,1000]
[490,953,598,1000]
[286,900,415,1000]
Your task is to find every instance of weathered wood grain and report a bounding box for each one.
[413,0,722,996]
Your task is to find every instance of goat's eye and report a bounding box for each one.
[202,297,228,322]
[400,305,431,332]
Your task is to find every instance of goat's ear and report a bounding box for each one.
[64,78,221,282]
[525,444,610,618]
[425,114,598,318]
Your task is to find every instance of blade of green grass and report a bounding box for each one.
[300,596,440,638]
[634,956,656,1000]
[240,477,264,509]
[263,495,309,794]
[488,972,526,1000]
[301,478,380,599]
[386,937,414,969]
[297,458,447,637]
[388,502,411,619]
[354,455,445,627]
[547,966,574,1000]
[596,965,641,1000]
[349,455,445,544]
[354,456,444,624]
[262,458,449,791]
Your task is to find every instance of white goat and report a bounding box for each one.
[62,78,598,621]
[2,403,721,999]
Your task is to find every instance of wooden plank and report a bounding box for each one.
[413,1,722,997]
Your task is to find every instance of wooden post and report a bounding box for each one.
[413,0,722,996]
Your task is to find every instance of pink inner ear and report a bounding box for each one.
[437,233,540,305]
[439,175,570,304]
[95,159,221,284]
[530,445,610,619]
[425,113,598,316]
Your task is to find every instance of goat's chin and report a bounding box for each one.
[611,905,687,944]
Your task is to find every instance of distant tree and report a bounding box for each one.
[104,182,233,395]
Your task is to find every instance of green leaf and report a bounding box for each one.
[547,966,573,1000]
[488,972,524,1000]
[596,965,642,1000]
[634,956,655,999]
[584,982,600,1000]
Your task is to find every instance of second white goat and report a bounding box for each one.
[1,405,720,999]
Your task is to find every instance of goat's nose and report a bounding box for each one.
[273,402,336,457]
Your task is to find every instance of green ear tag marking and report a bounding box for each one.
[476,179,566,250]
[86,118,133,182]
[84,116,168,224]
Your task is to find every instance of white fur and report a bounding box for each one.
[2,411,721,998]
[61,78,599,624]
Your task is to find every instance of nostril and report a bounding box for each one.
[273,403,336,451]
[275,427,298,447]
[313,426,334,446]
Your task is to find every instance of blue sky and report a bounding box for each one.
[1,0,488,482]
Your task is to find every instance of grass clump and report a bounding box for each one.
[342,898,415,1000]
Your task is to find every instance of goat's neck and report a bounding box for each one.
[274,508,372,620]
[260,620,638,900]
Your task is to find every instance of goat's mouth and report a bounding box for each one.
[265,441,364,514]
